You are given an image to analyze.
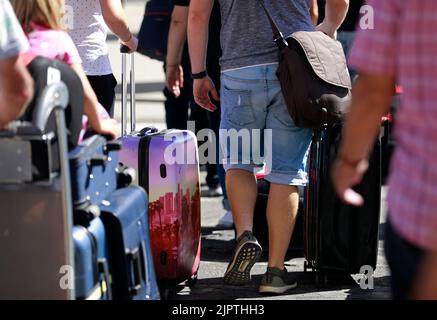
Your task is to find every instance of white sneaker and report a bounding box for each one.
[217,210,234,229]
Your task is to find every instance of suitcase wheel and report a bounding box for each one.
[304,261,310,273]
[160,287,176,301]
[315,271,329,287]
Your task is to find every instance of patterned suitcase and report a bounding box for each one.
[118,48,201,289]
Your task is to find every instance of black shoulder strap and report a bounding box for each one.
[258,0,288,49]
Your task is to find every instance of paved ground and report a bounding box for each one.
[106,0,392,300]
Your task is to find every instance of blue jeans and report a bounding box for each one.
[219,64,312,186]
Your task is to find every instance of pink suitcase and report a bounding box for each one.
[117,47,201,291]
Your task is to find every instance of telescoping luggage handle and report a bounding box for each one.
[120,45,136,136]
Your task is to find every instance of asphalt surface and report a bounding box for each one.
[107,1,392,300]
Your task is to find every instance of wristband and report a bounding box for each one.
[191,70,208,79]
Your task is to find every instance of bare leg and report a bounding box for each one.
[225,168,257,238]
[267,183,299,269]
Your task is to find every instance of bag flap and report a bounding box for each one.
[288,31,352,89]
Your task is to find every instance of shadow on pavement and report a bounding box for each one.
[175,272,391,300]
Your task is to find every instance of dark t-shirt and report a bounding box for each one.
[318,0,364,32]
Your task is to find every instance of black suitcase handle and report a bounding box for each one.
[105,140,122,153]
[88,155,108,167]
[126,246,145,296]
[73,202,101,226]
[117,164,136,188]
[120,45,130,54]
[138,127,158,136]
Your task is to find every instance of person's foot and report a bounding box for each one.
[259,267,297,294]
[217,210,234,229]
[223,231,262,285]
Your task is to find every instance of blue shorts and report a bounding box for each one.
[219,64,312,186]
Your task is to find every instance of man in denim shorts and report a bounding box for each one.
[188,0,349,294]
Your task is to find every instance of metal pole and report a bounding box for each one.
[130,53,136,133]
[121,53,128,136]
[55,108,75,300]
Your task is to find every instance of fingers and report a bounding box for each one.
[171,83,181,97]
[166,66,183,97]
[100,119,120,139]
[179,70,184,89]
[194,94,217,112]
[193,78,218,112]
[342,188,364,207]
[331,160,365,207]
[211,87,220,101]
[120,36,138,53]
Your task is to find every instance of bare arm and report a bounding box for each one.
[187,0,218,112]
[332,73,394,205]
[99,0,138,52]
[0,55,34,129]
[165,5,189,97]
[309,0,319,26]
[411,252,437,299]
[317,0,349,38]
[70,63,118,138]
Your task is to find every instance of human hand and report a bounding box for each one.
[95,118,120,139]
[121,34,138,53]
[193,77,219,112]
[166,64,184,97]
[331,156,369,206]
[316,21,337,39]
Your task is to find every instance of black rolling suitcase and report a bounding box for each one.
[304,125,381,285]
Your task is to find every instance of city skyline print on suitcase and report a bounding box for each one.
[147,131,201,283]
[119,129,201,285]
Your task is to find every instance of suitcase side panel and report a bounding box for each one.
[100,187,159,300]
[88,217,112,300]
[73,226,97,299]
[146,130,201,283]
[0,185,71,299]
[69,136,118,205]
[305,126,381,274]
[118,135,142,186]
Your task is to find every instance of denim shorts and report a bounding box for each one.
[219,64,312,186]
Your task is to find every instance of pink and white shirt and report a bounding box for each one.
[349,0,437,251]
[21,23,82,66]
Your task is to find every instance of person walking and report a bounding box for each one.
[65,0,138,117]
[332,0,437,300]
[166,0,232,225]
[188,0,349,294]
